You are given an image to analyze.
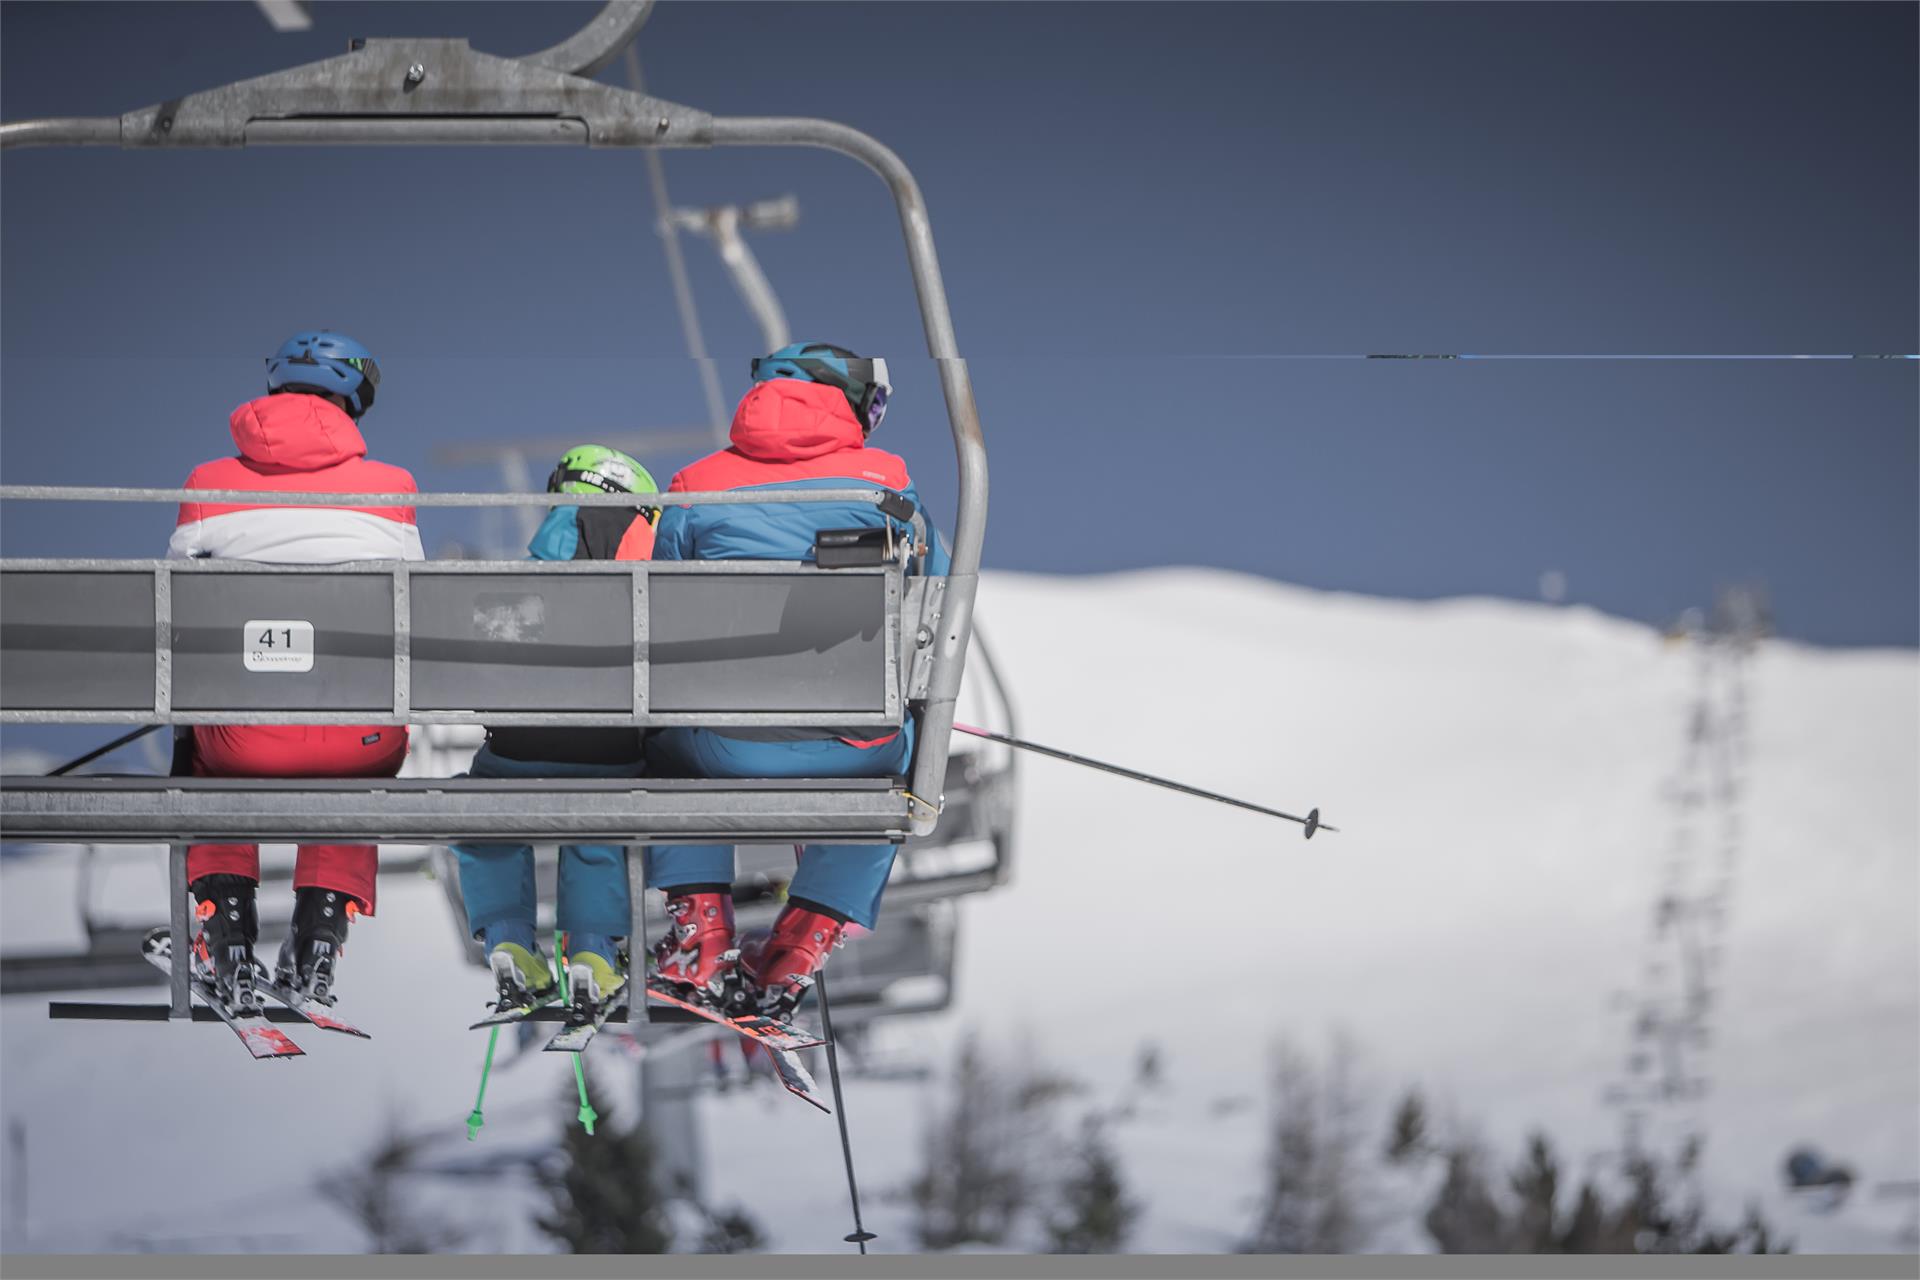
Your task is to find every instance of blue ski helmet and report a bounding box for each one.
[750,341,891,435]
[266,330,381,418]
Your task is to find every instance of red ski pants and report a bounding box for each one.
[186,724,408,914]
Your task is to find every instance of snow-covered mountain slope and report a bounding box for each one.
[2,568,1914,1254]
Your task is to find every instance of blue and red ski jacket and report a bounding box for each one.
[654,378,949,575]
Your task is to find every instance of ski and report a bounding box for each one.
[543,982,630,1054]
[643,981,825,1053]
[262,981,371,1040]
[765,1043,831,1113]
[642,982,830,1112]
[468,991,559,1031]
[140,930,304,1061]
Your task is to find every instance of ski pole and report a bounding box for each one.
[813,969,876,1253]
[45,724,161,777]
[952,722,1337,838]
[554,931,598,1135]
[466,1025,501,1141]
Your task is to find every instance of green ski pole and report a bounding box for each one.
[555,930,598,1135]
[466,1024,501,1141]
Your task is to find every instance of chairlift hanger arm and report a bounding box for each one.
[0,31,708,150]
[522,0,656,80]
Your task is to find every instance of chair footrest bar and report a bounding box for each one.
[48,1002,306,1023]
[1,775,912,843]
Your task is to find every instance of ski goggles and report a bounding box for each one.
[338,355,381,391]
[545,465,653,498]
[864,374,890,433]
[269,352,382,391]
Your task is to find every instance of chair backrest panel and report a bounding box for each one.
[0,570,156,710]
[171,572,393,711]
[649,572,886,713]
[0,561,902,725]
[411,572,633,712]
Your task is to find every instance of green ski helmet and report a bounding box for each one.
[546,445,658,499]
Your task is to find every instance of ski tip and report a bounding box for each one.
[1304,807,1320,839]
[312,1020,372,1040]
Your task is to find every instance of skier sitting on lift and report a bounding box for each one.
[645,342,949,1019]
[452,445,659,1017]
[167,330,421,1011]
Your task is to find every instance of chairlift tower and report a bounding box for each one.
[1604,585,1767,1191]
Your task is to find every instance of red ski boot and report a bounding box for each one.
[739,902,848,1020]
[649,889,738,1006]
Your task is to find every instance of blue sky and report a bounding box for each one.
[2,1,1914,649]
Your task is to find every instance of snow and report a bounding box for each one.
[1,567,1915,1255]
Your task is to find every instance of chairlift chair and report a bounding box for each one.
[0,0,990,1027]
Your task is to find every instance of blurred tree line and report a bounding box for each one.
[320,1031,1789,1255]
[318,1071,765,1255]
[1240,1034,1788,1255]
[896,1029,1788,1256]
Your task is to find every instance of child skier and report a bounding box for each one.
[452,445,659,1014]
[644,343,949,1019]
[168,330,421,1010]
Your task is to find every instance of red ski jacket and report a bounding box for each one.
[168,394,422,563]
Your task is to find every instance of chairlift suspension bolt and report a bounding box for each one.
[656,117,671,135]
[405,64,426,86]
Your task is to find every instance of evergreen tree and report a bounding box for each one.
[1383,1090,1430,1165]
[533,1075,673,1254]
[1507,1132,1561,1253]
[694,1204,767,1254]
[1135,1041,1165,1091]
[1423,1138,1510,1253]
[1242,1036,1373,1253]
[1046,1117,1139,1254]
[1311,1034,1367,1253]
[903,1033,1077,1250]
[316,1120,467,1254]
[1557,1180,1628,1254]
[1243,1043,1320,1252]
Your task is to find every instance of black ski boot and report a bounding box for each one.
[275,886,358,1003]
[188,873,261,1011]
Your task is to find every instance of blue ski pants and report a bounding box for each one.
[451,743,638,938]
[643,723,914,930]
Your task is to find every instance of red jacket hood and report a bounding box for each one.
[728,379,864,462]
[228,394,368,470]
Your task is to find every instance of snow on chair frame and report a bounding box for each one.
[0,1,987,1023]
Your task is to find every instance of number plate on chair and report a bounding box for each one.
[242,620,315,673]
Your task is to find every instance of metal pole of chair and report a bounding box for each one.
[166,844,191,1018]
